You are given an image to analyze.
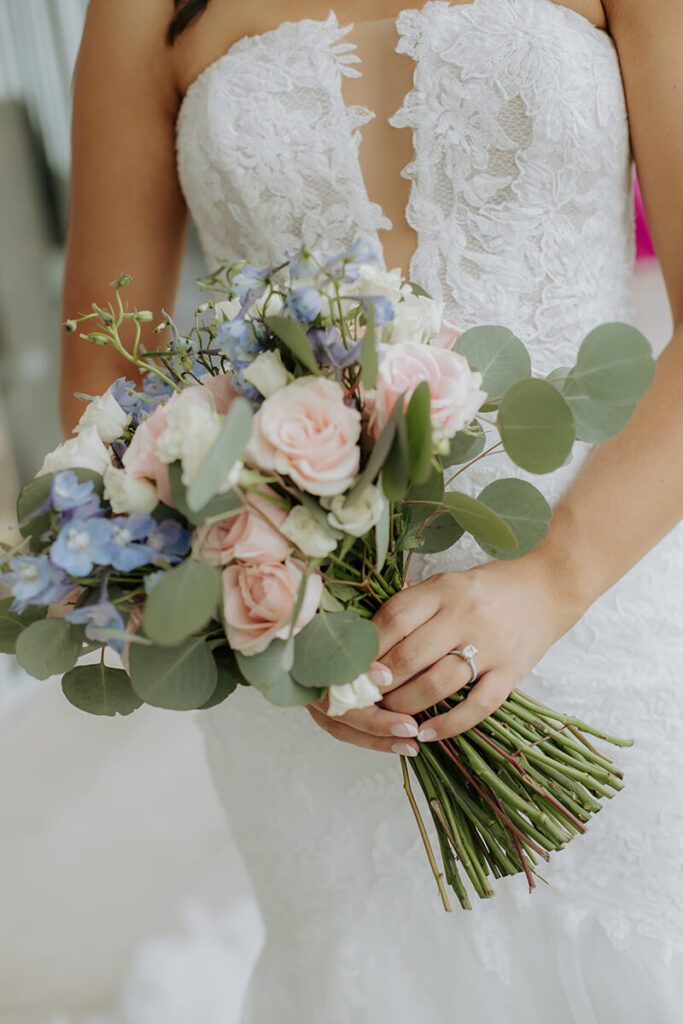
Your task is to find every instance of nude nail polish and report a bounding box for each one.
[391,722,419,738]
[369,667,393,688]
[392,742,419,757]
[417,728,438,742]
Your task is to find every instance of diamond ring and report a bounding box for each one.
[447,644,479,684]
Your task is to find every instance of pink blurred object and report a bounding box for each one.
[634,171,656,261]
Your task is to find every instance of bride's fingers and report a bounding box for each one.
[412,670,512,741]
[310,683,420,739]
[372,577,443,660]
[306,705,420,756]
[381,652,476,716]
[379,611,455,690]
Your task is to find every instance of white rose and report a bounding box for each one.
[243,349,294,398]
[38,426,111,477]
[214,298,242,322]
[252,291,284,317]
[350,265,407,303]
[280,505,338,557]
[74,390,131,443]
[327,673,383,717]
[322,483,385,538]
[384,293,445,346]
[103,465,158,515]
[156,392,225,487]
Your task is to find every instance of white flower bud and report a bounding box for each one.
[280,505,337,557]
[243,349,294,398]
[327,673,383,717]
[322,483,386,538]
[38,426,111,478]
[74,391,131,443]
[103,465,158,515]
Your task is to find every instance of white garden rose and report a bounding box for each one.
[103,465,158,515]
[74,390,131,443]
[322,483,386,538]
[156,391,225,487]
[280,505,338,557]
[327,673,383,718]
[38,426,111,478]
[253,291,284,317]
[214,298,242,322]
[243,349,294,398]
[350,265,407,304]
[384,293,445,346]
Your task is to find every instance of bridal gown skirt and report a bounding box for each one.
[198,515,683,1024]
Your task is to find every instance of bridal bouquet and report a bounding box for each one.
[0,241,655,910]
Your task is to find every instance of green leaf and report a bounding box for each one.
[374,476,390,573]
[413,510,464,554]
[360,298,378,389]
[169,461,242,526]
[573,323,655,406]
[406,281,432,299]
[498,379,575,474]
[443,492,518,552]
[0,598,47,655]
[550,374,635,443]
[143,559,220,646]
[476,479,552,560]
[346,390,407,502]
[292,612,379,688]
[403,464,445,525]
[129,636,217,710]
[187,397,253,512]
[440,422,486,469]
[382,405,410,502]
[455,326,531,400]
[62,663,143,716]
[405,380,433,485]
[200,647,243,709]
[236,640,322,707]
[264,315,319,374]
[15,619,83,680]
[17,470,104,552]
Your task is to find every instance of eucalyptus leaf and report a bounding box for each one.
[143,559,220,646]
[498,379,575,474]
[412,510,464,554]
[346,390,407,502]
[200,647,243,709]
[406,281,432,298]
[477,479,552,560]
[444,492,518,552]
[265,315,319,374]
[360,298,378,389]
[440,422,486,469]
[62,663,142,716]
[15,619,83,680]
[551,376,635,443]
[382,406,411,502]
[129,636,217,710]
[169,461,242,526]
[236,640,322,707]
[403,465,445,525]
[405,380,433,485]
[0,598,47,655]
[187,397,253,511]
[574,323,655,406]
[455,326,531,400]
[375,477,391,572]
[292,612,379,688]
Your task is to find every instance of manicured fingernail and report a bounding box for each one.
[392,742,419,757]
[417,728,438,742]
[391,722,419,738]
[369,666,392,688]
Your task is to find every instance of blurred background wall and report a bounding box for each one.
[0,2,675,1023]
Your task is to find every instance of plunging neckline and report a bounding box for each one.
[175,0,611,122]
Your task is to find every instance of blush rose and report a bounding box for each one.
[195,487,293,566]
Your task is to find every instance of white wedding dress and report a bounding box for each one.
[175,2,683,1020]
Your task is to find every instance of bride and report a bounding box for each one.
[61,0,683,1020]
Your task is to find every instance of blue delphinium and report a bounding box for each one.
[50,471,97,513]
[308,327,361,374]
[66,595,127,654]
[289,246,323,281]
[0,555,74,613]
[110,377,142,416]
[109,514,157,573]
[363,296,395,326]
[145,520,192,565]
[285,287,322,324]
[50,519,116,578]
[231,264,270,304]
[216,316,267,405]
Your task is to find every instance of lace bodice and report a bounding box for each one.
[175,4,683,1020]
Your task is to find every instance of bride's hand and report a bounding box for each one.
[305,663,421,757]
[373,554,586,742]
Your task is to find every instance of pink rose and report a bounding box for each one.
[430,319,462,350]
[245,377,361,497]
[222,559,323,655]
[370,343,487,444]
[122,374,237,505]
[195,486,293,565]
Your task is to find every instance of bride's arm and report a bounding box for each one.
[60,0,188,433]
[361,0,683,742]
